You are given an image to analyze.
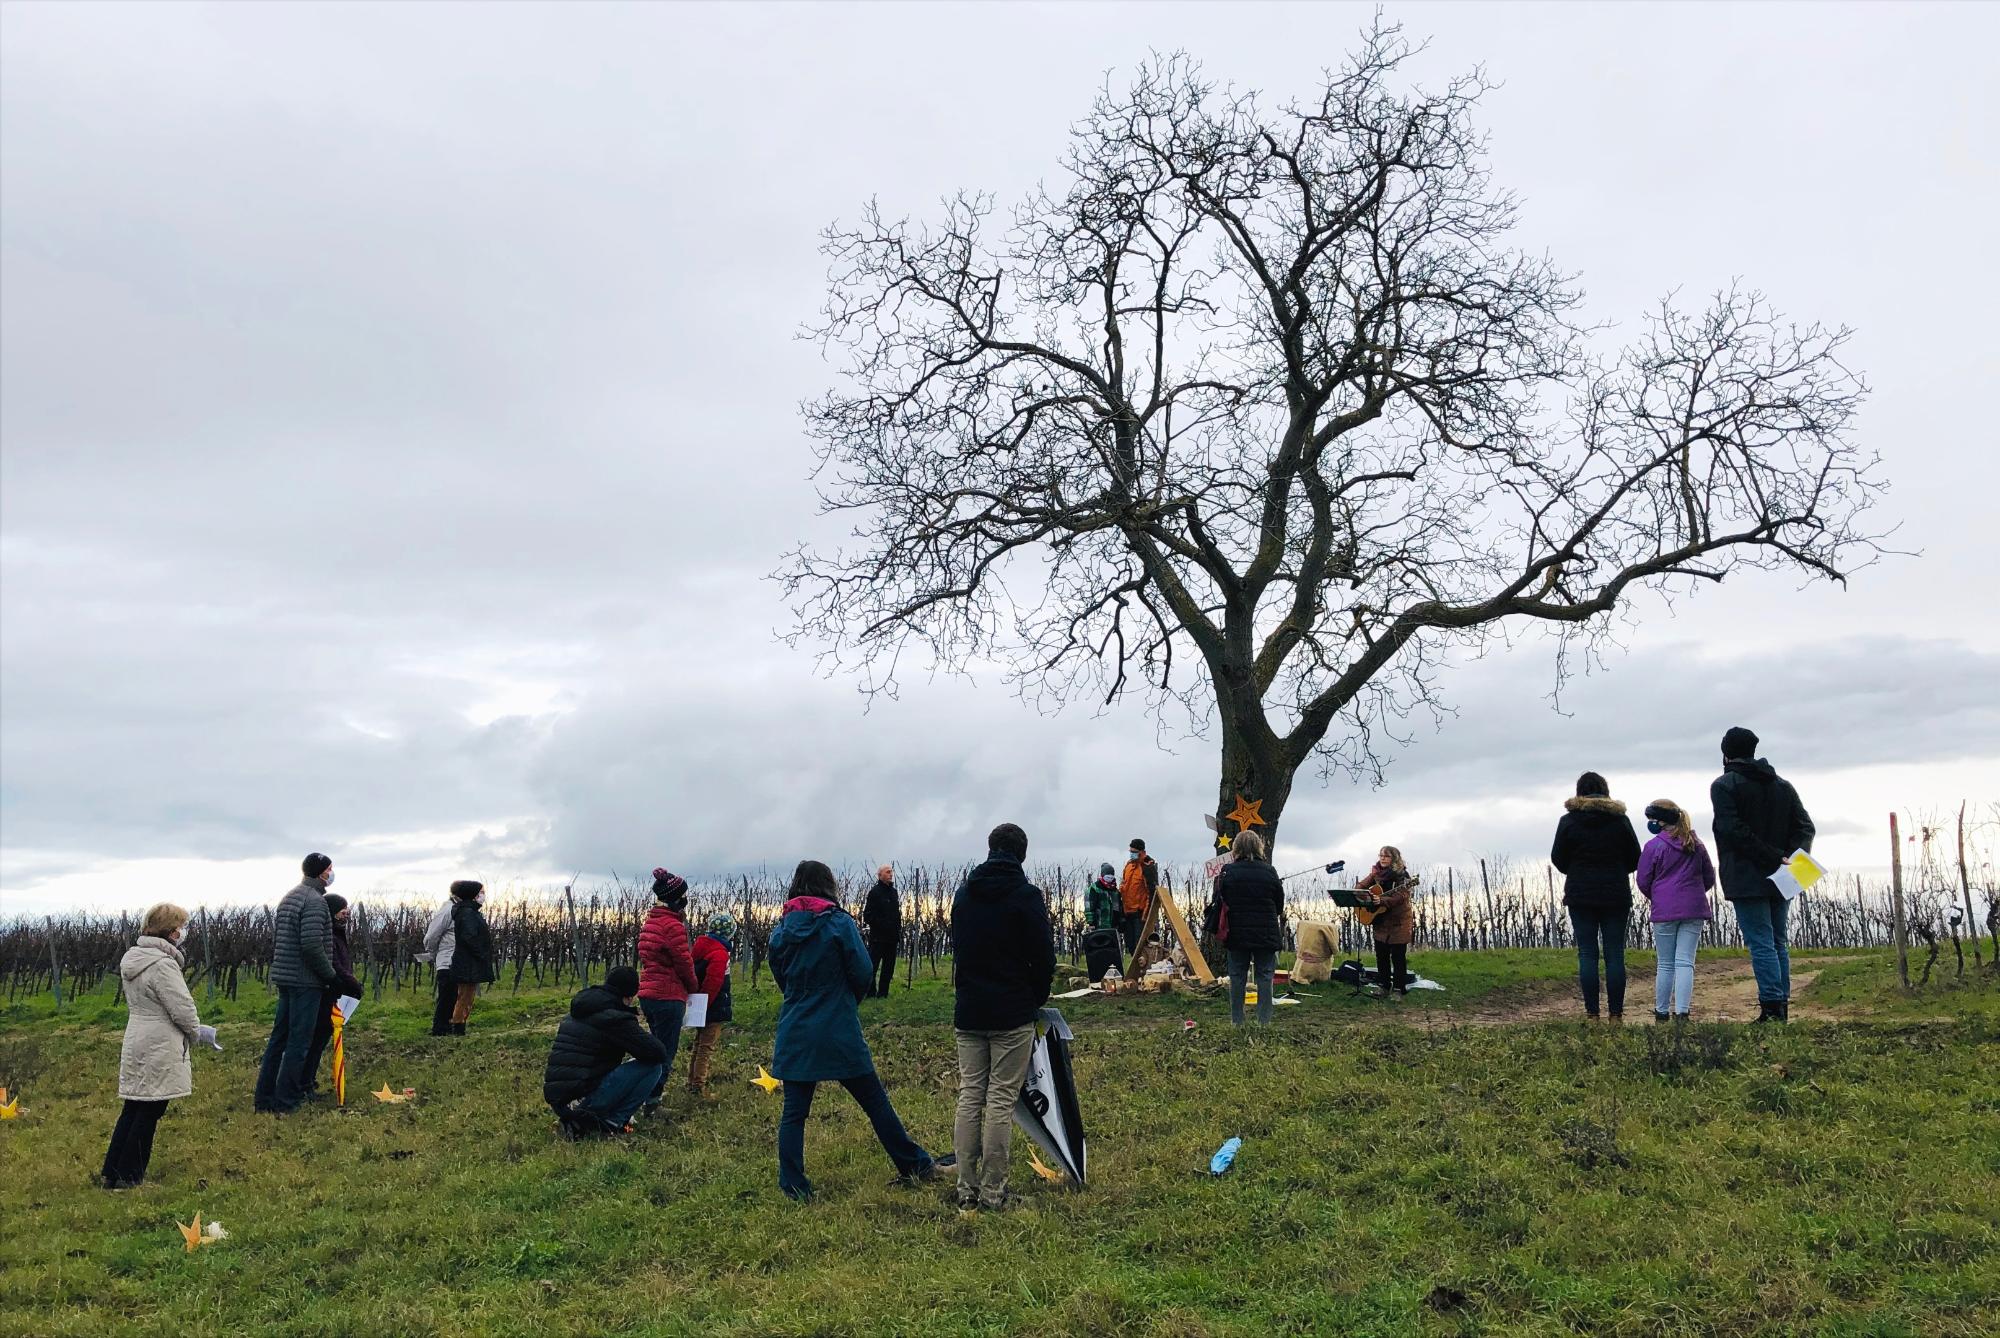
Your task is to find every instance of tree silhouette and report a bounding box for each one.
[780,25,1886,850]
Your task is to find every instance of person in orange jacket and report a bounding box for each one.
[1118,838,1159,956]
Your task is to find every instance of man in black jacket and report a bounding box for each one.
[949,823,1055,1211]
[543,966,668,1138]
[1711,726,1816,1022]
[862,864,902,998]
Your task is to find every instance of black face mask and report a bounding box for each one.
[1647,820,1665,834]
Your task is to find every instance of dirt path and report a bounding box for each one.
[1440,956,1847,1025]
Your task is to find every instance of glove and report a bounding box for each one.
[195,1024,221,1052]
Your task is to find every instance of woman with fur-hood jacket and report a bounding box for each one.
[1550,772,1642,1021]
[102,904,217,1190]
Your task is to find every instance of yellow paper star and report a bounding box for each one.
[177,1213,204,1253]
[0,1087,18,1119]
[1028,1150,1064,1183]
[1226,794,1265,830]
[1215,833,1232,851]
[751,1066,783,1095]
[372,1084,412,1104]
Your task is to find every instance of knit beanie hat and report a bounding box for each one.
[1721,726,1759,760]
[1129,838,1147,853]
[605,965,640,998]
[323,893,348,915]
[705,911,737,945]
[652,868,689,903]
[450,879,484,900]
[1099,862,1115,878]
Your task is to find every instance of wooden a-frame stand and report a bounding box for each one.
[1127,884,1215,984]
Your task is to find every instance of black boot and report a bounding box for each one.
[1752,1000,1777,1024]
[1653,1011,1670,1024]
[452,1022,466,1036]
[1776,1000,1790,1023]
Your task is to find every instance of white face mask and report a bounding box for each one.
[323,870,336,888]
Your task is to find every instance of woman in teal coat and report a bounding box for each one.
[769,859,942,1200]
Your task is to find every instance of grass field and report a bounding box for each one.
[1,949,1995,1337]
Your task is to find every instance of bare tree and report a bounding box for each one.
[780,25,1886,850]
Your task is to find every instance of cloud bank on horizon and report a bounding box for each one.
[3,3,1996,914]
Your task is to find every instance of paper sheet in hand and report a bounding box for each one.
[682,994,708,1028]
[1768,849,1826,901]
[336,995,361,1023]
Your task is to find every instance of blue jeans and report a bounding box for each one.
[1569,906,1628,1016]
[778,1071,932,1201]
[639,998,687,1103]
[1733,897,1792,1003]
[577,1059,663,1132]
[254,984,324,1112]
[1227,947,1277,1025]
[1654,919,1703,1016]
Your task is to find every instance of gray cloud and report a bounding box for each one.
[4,3,1997,908]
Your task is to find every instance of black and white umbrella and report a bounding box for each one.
[1012,1007,1086,1185]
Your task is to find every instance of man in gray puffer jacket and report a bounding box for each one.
[253,852,338,1113]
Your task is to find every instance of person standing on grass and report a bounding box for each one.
[1551,773,1643,1022]
[1209,830,1285,1024]
[862,863,902,998]
[1637,800,1715,1023]
[637,868,699,1110]
[686,912,735,1097]
[1118,838,1159,958]
[769,859,944,1202]
[103,903,218,1189]
[420,884,459,1036]
[299,893,367,1097]
[1086,863,1120,933]
[542,965,668,1140]
[1355,846,1416,1000]
[446,881,496,1036]
[950,822,1056,1212]
[1711,726,1816,1024]
[254,852,337,1113]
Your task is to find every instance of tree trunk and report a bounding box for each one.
[1215,712,1295,855]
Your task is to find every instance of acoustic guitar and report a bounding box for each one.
[1353,873,1418,926]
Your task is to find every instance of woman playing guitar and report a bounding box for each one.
[1355,847,1417,998]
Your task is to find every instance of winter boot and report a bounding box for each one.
[1752,1000,1778,1024]
[1776,1000,1790,1023]
[1653,1011,1670,1025]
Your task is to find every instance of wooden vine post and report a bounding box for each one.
[1888,811,1911,991]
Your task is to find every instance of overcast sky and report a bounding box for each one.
[3,1,1996,916]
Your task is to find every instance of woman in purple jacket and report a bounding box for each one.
[1637,800,1716,1022]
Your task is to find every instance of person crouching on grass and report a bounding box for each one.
[1637,800,1715,1023]
[542,965,667,1140]
[1356,846,1416,999]
[686,912,735,1098]
[769,859,946,1202]
[103,903,219,1189]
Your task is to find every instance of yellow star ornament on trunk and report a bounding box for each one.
[1225,794,1265,831]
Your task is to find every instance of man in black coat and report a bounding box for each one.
[862,864,902,998]
[542,966,668,1137]
[1711,726,1816,1022]
[949,822,1055,1210]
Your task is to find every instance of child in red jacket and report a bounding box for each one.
[687,913,735,1097]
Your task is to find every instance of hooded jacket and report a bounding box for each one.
[769,895,876,1080]
[1119,853,1160,916]
[542,984,668,1107]
[1085,875,1119,931]
[117,936,202,1102]
[329,919,365,998]
[1356,861,1415,947]
[1637,832,1716,922]
[449,898,497,985]
[270,880,336,989]
[950,852,1056,1031]
[1211,859,1287,952]
[637,904,699,1003]
[1711,757,1815,901]
[421,899,457,973]
[1551,797,1642,909]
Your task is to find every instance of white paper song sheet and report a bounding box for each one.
[337,995,361,1022]
[682,993,708,1028]
[1769,849,1826,902]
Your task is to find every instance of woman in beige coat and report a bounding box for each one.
[101,904,216,1190]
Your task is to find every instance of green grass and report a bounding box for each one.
[1,951,1994,1337]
